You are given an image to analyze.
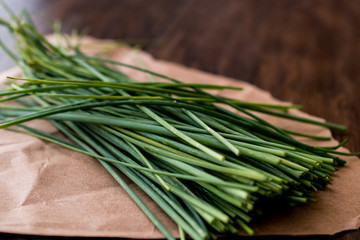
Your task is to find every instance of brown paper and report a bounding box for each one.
[0,37,359,237]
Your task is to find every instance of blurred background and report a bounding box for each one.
[0,1,359,239]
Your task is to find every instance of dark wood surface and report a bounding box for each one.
[0,0,359,239]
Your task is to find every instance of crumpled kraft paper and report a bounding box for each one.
[0,37,359,238]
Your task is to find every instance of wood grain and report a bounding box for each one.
[0,0,359,239]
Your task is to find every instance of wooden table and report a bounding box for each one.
[0,0,359,239]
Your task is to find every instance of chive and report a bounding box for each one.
[0,11,354,238]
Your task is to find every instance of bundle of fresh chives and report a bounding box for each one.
[0,9,358,239]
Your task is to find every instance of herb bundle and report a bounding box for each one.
[0,10,358,240]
